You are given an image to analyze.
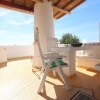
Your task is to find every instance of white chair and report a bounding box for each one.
[46,37,58,52]
[34,27,72,93]
[46,37,61,76]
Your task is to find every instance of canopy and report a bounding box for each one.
[0,0,86,19]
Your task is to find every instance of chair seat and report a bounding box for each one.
[45,58,68,69]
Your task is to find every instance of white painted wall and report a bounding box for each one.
[77,44,100,69]
[33,0,55,67]
[34,0,55,53]
[0,47,7,63]
[4,46,34,59]
[77,56,100,69]
[6,46,34,59]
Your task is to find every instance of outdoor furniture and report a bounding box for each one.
[51,45,92,77]
[46,36,69,76]
[34,27,72,93]
[46,37,58,52]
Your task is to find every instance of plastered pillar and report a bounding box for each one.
[33,0,55,67]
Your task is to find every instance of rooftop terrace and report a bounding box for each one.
[0,58,100,100]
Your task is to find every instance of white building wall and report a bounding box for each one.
[0,47,7,63]
[34,0,55,53]
[5,46,34,59]
[0,46,34,60]
[33,0,55,67]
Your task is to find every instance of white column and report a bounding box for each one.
[33,0,55,67]
[68,50,76,77]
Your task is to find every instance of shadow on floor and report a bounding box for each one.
[32,66,99,99]
[0,62,7,68]
[33,70,64,83]
[8,56,32,62]
[38,81,70,100]
[38,80,94,100]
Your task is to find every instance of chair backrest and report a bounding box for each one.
[46,37,58,52]
[34,27,45,67]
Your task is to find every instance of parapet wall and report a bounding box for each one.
[0,46,34,61]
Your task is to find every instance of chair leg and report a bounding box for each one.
[56,68,62,78]
[53,70,57,76]
[39,66,45,79]
[55,61,72,90]
[37,67,50,93]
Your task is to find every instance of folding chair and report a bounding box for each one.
[34,27,72,93]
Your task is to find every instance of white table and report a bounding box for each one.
[51,46,92,77]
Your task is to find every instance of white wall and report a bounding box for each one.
[83,46,100,57]
[4,46,34,59]
[77,56,100,69]
[0,47,7,63]
[34,0,55,54]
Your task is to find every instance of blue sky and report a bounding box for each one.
[0,0,100,45]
